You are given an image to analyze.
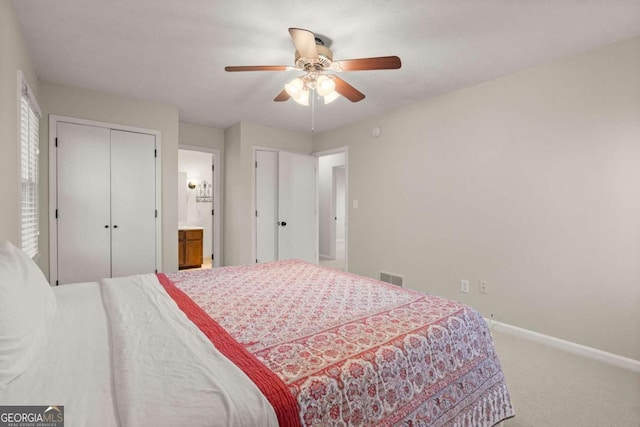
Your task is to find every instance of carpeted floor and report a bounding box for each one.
[319,239,346,271]
[491,330,640,426]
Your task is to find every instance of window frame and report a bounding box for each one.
[18,70,42,259]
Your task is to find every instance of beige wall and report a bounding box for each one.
[0,0,39,248]
[179,121,224,151]
[38,82,180,275]
[223,123,247,266]
[223,122,312,266]
[313,37,640,360]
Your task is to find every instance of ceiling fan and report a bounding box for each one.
[225,28,402,105]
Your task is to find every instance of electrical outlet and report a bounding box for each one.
[479,281,488,294]
[460,280,470,293]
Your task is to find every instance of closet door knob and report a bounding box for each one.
[104,225,109,228]
[113,225,118,228]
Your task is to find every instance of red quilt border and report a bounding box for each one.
[157,273,301,427]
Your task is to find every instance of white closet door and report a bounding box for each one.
[56,122,111,284]
[278,151,317,263]
[255,150,278,263]
[110,130,157,277]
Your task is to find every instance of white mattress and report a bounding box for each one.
[0,282,119,427]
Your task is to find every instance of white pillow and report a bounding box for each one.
[0,241,56,389]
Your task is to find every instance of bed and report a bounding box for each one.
[0,241,514,426]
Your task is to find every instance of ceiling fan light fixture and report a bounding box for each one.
[323,90,340,104]
[316,74,336,96]
[284,77,304,98]
[292,88,310,106]
[226,29,401,106]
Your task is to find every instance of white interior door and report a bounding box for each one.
[335,166,346,241]
[255,150,278,263]
[110,130,157,277]
[278,151,317,263]
[56,122,111,284]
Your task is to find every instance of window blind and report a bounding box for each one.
[19,75,41,259]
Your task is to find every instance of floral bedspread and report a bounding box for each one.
[167,260,514,426]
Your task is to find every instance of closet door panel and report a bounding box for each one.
[56,122,111,284]
[255,150,278,263]
[110,130,157,277]
[278,151,317,264]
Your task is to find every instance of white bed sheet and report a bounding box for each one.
[102,274,278,427]
[0,282,119,427]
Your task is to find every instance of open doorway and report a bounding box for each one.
[178,147,221,269]
[315,148,348,271]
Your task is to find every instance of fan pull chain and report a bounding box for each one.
[311,89,315,133]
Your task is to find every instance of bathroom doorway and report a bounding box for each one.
[178,147,221,269]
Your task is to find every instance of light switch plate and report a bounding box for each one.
[460,279,470,293]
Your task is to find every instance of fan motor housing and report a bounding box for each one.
[295,45,333,70]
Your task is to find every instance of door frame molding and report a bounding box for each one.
[332,164,346,258]
[313,146,349,272]
[178,145,222,268]
[48,115,163,283]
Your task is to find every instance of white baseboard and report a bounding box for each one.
[485,318,640,374]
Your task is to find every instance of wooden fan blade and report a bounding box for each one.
[335,56,401,71]
[288,28,318,60]
[274,89,290,102]
[333,76,365,102]
[225,65,290,72]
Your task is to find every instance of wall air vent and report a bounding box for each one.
[380,271,404,287]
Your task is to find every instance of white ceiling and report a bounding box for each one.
[11,0,640,133]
